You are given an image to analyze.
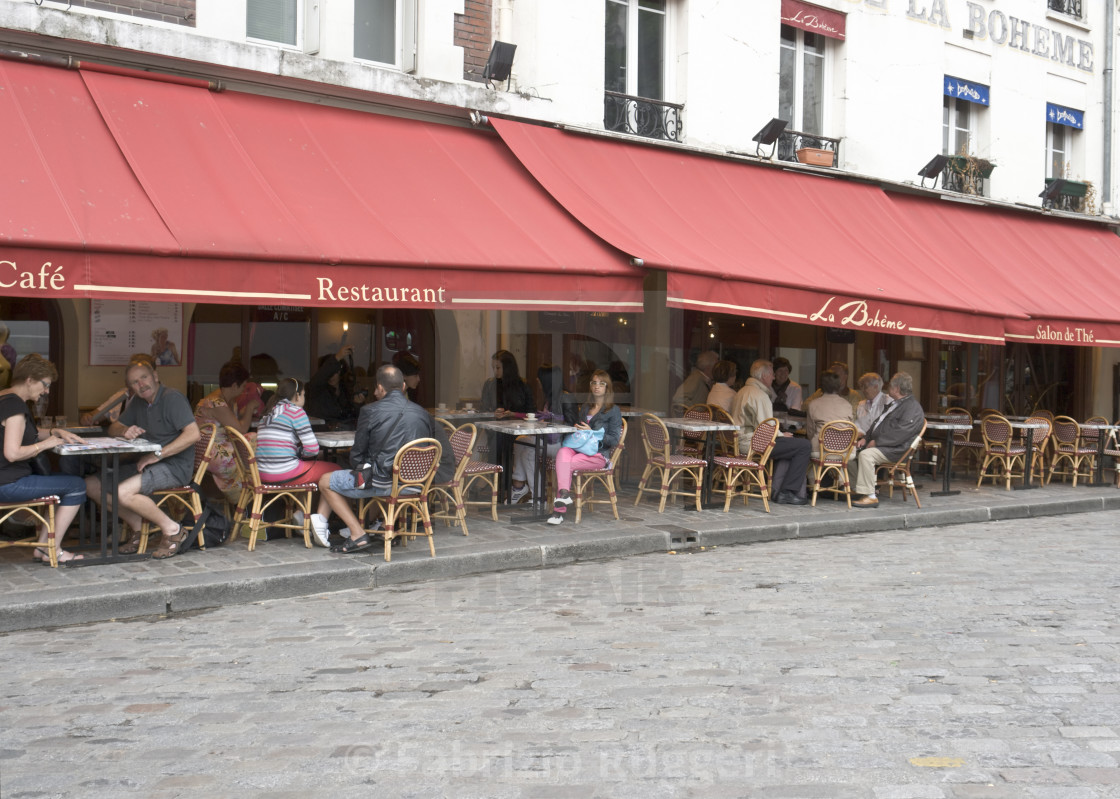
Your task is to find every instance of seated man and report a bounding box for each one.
[804,361,860,414]
[851,372,925,508]
[319,364,454,553]
[730,359,812,505]
[672,350,719,409]
[806,370,857,457]
[87,361,201,558]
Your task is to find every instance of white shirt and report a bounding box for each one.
[856,391,890,435]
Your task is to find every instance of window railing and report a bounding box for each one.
[604,91,684,143]
[938,155,995,197]
[1048,0,1083,19]
[1042,178,1089,213]
[777,130,841,166]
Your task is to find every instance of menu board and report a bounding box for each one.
[90,300,183,367]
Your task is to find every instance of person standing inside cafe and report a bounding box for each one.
[0,355,89,563]
[771,356,802,412]
[88,361,200,559]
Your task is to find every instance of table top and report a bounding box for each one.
[924,421,973,431]
[54,438,162,456]
[1077,422,1120,430]
[925,413,971,422]
[316,431,355,448]
[973,419,1049,430]
[661,417,738,432]
[63,426,105,437]
[432,409,498,421]
[475,419,578,435]
[620,407,666,418]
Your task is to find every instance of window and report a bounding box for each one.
[1047,122,1068,179]
[604,0,666,99]
[247,0,298,47]
[1048,0,1083,20]
[354,0,416,70]
[942,96,972,156]
[779,25,825,135]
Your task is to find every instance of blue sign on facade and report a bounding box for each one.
[944,76,990,106]
[1047,103,1084,129]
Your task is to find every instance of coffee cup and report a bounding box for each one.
[526,413,537,421]
[437,402,447,411]
[464,402,474,410]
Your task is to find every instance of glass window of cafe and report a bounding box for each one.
[0,298,58,414]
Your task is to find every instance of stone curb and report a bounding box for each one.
[1,493,1114,632]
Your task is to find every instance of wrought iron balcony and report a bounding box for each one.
[604,91,684,143]
[1048,0,1082,18]
[940,155,994,197]
[776,130,841,167]
[1042,178,1089,213]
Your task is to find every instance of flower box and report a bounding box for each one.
[796,147,835,167]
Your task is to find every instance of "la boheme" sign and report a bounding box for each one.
[809,296,908,331]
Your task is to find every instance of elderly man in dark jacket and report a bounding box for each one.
[320,364,454,552]
[851,372,925,508]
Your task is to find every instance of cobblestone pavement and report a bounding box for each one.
[3,511,1120,798]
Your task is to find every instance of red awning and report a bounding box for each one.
[491,118,1016,344]
[781,0,846,41]
[0,59,642,311]
[890,194,1120,347]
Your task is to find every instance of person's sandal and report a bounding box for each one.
[117,528,144,555]
[151,526,191,559]
[330,534,374,554]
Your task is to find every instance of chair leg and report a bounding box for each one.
[810,466,821,507]
[634,464,654,506]
[606,475,619,520]
[658,470,669,513]
[694,467,704,511]
[247,494,264,551]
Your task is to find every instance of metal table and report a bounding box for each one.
[923,421,972,496]
[54,437,162,565]
[475,419,578,522]
[660,417,738,509]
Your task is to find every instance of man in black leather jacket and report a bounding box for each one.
[319,364,454,553]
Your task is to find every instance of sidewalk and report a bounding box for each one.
[2,476,1117,633]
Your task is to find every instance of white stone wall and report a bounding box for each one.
[0,0,1112,209]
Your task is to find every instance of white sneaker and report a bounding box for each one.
[553,492,573,506]
[293,510,305,527]
[546,513,564,525]
[510,484,532,504]
[309,513,330,547]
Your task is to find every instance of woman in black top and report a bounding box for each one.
[480,349,534,417]
[0,355,89,564]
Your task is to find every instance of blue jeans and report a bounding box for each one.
[0,474,86,507]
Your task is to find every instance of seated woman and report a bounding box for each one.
[510,363,572,504]
[194,361,258,506]
[547,369,622,525]
[480,349,535,456]
[806,370,857,457]
[0,355,89,563]
[255,377,341,547]
[706,359,738,413]
[306,345,365,427]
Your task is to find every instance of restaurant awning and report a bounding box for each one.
[0,58,643,310]
[490,118,1017,344]
[889,194,1120,347]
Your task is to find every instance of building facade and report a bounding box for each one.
[1,0,1118,421]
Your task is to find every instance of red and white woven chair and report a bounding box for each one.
[570,419,627,523]
[1048,416,1096,487]
[976,415,1026,491]
[810,421,859,508]
[358,438,442,562]
[0,495,61,566]
[712,418,779,513]
[226,426,319,551]
[137,421,219,553]
[634,413,706,512]
[429,423,476,536]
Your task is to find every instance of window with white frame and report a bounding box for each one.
[942,96,973,156]
[604,0,666,100]
[1047,123,1069,179]
[248,0,298,47]
[778,24,825,135]
[355,0,416,70]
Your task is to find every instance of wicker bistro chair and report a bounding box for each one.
[1048,415,1096,487]
[976,415,1026,491]
[875,420,927,507]
[137,421,219,554]
[461,436,503,521]
[1080,415,1109,451]
[1022,416,1052,484]
[1103,418,1120,488]
[712,418,779,513]
[429,423,476,536]
[569,419,627,524]
[945,407,983,474]
[357,438,441,562]
[634,413,707,512]
[676,403,712,458]
[225,426,318,551]
[708,404,739,457]
[0,495,61,566]
[810,421,859,508]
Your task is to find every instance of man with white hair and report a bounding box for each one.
[672,350,719,408]
[730,359,812,505]
[851,372,925,508]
